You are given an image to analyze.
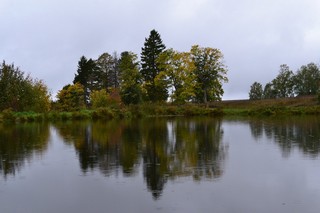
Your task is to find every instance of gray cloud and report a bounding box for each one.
[1,0,320,99]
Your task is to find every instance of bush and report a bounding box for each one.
[92,108,115,120]
[90,89,109,108]
[72,111,91,120]
[2,108,16,122]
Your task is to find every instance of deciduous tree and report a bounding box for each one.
[158,49,196,103]
[56,83,85,111]
[249,82,263,100]
[272,64,294,98]
[119,51,142,105]
[0,61,51,112]
[90,89,109,108]
[95,53,113,90]
[190,45,228,103]
[263,82,276,99]
[293,63,320,96]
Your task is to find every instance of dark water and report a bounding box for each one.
[1,117,320,213]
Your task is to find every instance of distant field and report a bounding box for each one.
[211,95,318,109]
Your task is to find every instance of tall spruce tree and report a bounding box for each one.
[140,29,167,102]
[73,56,97,106]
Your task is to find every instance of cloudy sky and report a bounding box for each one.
[1,0,320,100]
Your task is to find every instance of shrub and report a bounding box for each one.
[92,108,115,120]
[2,108,16,122]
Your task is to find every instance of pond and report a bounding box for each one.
[1,117,320,213]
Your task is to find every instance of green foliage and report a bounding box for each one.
[294,63,320,96]
[0,61,51,112]
[263,82,277,99]
[91,107,116,120]
[257,62,320,100]
[15,112,44,122]
[2,108,16,122]
[96,53,113,89]
[73,56,98,105]
[90,89,109,108]
[190,45,228,103]
[140,29,168,102]
[28,80,51,112]
[158,49,196,103]
[96,52,119,90]
[249,82,263,100]
[56,83,85,111]
[118,51,142,105]
[71,110,92,120]
[272,64,294,98]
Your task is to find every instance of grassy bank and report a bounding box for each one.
[0,104,223,123]
[1,96,319,123]
[214,95,320,116]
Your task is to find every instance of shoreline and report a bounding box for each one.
[1,97,320,123]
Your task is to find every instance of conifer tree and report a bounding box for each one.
[73,56,97,106]
[140,29,167,102]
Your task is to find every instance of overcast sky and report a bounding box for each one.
[1,0,320,100]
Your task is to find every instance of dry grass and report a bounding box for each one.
[211,95,318,109]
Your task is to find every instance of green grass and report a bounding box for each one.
[1,96,320,123]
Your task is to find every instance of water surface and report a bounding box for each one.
[1,117,320,213]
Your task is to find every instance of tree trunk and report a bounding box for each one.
[203,89,208,106]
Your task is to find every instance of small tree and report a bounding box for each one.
[272,64,294,98]
[56,83,85,111]
[90,89,109,108]
[119,51,142,105]
[96,53,112,90]
[29,79,51,112]
[263,82,277,99]
[249,82,263,100]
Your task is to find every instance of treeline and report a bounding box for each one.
[0,61,50,112]
[1,29,228,114]
[55,29,228,111]
[249,63,320,100]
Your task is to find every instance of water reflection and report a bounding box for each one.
[248,117,320,158]
[0,123,50,178]
[54,118,227,199]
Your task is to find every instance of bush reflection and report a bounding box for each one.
[0,123,50,178]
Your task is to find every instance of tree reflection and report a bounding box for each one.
[54,121,139,176]
[249,116,320,158]
[166,118,226,181]
[54,118,227,199]
[0,123,50,178]
[141,119,170,199]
